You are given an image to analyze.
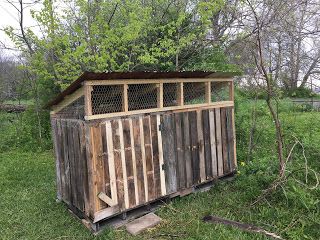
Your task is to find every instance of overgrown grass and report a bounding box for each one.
[0,98,319,239]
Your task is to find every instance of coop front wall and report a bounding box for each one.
[85,106,236,222]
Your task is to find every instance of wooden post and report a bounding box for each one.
[229,81,234,101]
[123,84,128,112]
[205,81,211,104]
[85,84,93,116]
[177,82,184,106]
[157,83,163,108]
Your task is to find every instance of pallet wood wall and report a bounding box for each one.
[51,106,236,222]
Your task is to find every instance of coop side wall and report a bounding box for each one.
[84,105,237,223]
[51,117,90,217]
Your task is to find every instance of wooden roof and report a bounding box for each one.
[46,71,240,108]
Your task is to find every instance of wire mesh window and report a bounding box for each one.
[163,83,179,107]
[56,96,85,119]
[128,84,158,111]
[211,82,230,102]
[91,85,123,115]
[184,82,206,105]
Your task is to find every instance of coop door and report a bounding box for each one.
[160,107,236,195]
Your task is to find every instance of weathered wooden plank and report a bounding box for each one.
[93,206,120,223]
[215,108,224,176]
[221,108,230,174]
[175,112,186,189]
[197,110,206,182]
[132,117,146,204]
[98,192,117,207]
[61,120,71,204]
[156,115,166,196]
[226,107,235,172]
[202,110,212,180]
[56,119,66,202]
[150,115,161,198]
[139,117,149,202]
[101,123,111,199]
[67,121,77,208]
[51,118,62,201]
[182,112,193,188]
[209,110,218,178]
[122,119,136,208]
[105,121,118,206]
[118,120,129,209]
[79,122,90,216]
[162,114,177,194]
[143,116,155,201]
[111,120,125,210]
[189,111,200,184]
[129,118,139,205]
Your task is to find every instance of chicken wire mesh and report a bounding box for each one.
[211,82,230,102]
[91,85,123,115]
[56,96,85,119]
[128,83,158,111]
[163,83,178,107]
[184,82,206,105]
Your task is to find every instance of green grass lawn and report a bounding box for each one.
[0,100,319,239]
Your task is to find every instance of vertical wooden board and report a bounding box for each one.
[72,122,83,210]
[67,122,76,207]
[232,108,237,168]
[139,117,149,201]
[61,120,71,204]
[132,117,146,204]
[51,118,62,201]
[84,124,96,218]
[221,108,230,174]
[92,124,107,211]
[175,113,186,189]
[150,115,161,198]
[182,112,193,188]
[226,107,235,172]
[111,120,125,210]
[129,119,139,205]
[56,120,66,201]
[122,119,136,208]
[79,122,90,217]
[105,121,118,206]
[162,114,177,194]
[143,116,155,201]
[197,111,206,183]
[118,120,129,209]
[215,108,224,176]
[209,110,218,178]
[101,123,111,198]
[189,111,200,184]
[202,110,212,180]
[156,115,166,196]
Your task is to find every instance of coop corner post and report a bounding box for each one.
[84,82,93,118]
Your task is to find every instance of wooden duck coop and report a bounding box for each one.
[48,71,238,231]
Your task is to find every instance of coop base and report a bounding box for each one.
[66,171,236,235]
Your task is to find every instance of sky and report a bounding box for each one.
[0,0,40,57]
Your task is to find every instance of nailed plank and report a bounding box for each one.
[111,120,125,210]
[51,118,62,201]
[101,123,111,200]
[79,122,90,216]
[56,120,66,201]
[67,121,77,208]
[129,118,139,205]
[209,110,218,178]
[61,120,71,204]
[139,117,149,202]
[175,112,186,189]
[118,120,129,209]
[162,114,177,194]
[232,107,237,169]
[132,117,146,204]
[150,115,161,198]
[215,108,224,176]
[123,119,136,208]
[105,121,118,206]
[221,108,230,174]
[197,110,206,182]
[182,112,193,188]
[143,116,155,201]
[202,110,212,180]
[93,206,120,223]
[226,107,235,172]
[98,192,117,207]
[156,115,166,196]
[189,111,200,184]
